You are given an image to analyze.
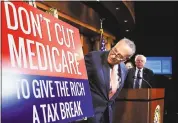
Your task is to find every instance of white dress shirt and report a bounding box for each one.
[109,65,121,89]
[134,67,143,88]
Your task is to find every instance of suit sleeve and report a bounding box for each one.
[84,52,99,92]
[84,52,94,79]
[149,69,155,88]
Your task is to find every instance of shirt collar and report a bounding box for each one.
[136,67,143,72]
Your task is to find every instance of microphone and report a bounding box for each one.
[133,76,152,88]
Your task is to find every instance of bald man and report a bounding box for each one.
[124,54,154,88]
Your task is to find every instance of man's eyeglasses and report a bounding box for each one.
[110,48,130,61]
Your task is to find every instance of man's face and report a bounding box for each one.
[135,56,146,69]
[126,63,133,69]
[107,40,132,66]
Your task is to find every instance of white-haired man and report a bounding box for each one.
[124,54,154,88]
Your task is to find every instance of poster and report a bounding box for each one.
[1,1,94,123]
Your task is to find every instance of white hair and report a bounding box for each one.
[135,54,147,63]
[122,38,136,57]
[115,38,136,58]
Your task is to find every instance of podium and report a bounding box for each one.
[113,88,165,123]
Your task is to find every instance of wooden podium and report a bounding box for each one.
[113,89,165,123]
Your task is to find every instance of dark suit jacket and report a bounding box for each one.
[84,51,128,123]
[124,67,154,88]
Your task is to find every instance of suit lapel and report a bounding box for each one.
[120,64,124,86]
[142,68,147,87]
[143,68,146,78]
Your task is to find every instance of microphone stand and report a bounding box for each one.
[133,76,152,88]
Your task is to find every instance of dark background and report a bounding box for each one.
[131,2,178,122]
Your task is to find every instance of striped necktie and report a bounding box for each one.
[135,69,141,88]
[109,65,120,99]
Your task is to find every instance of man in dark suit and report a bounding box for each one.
[125,54,154,88]
[84,38,136,123]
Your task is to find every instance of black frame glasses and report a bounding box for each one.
[110,48,130,61]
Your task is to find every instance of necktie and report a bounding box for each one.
[135,69,141,88]
[109,66,118,99]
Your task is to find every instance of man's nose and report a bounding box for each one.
[111,55,115,58]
